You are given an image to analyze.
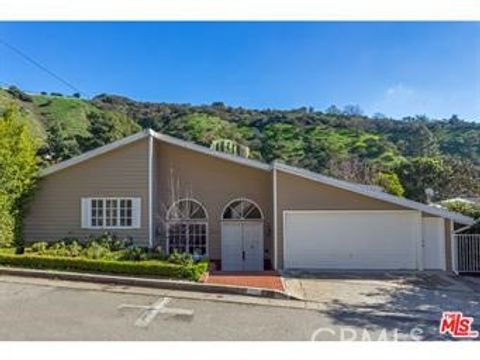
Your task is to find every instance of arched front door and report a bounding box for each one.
[221,199,264,271]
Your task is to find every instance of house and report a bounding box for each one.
[24,129,475,272]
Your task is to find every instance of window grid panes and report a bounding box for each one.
[91,199,104,227]
[223,200,262,220]
[119,199,133,227]
[167,200,208,256]
[90,198,134,229]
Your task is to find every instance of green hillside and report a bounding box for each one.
[1,86,479,203]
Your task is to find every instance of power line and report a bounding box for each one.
[0,38,85,96]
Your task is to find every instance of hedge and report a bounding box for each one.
[0,252,208,281]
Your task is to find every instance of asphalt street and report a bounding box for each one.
[0,276,449,341]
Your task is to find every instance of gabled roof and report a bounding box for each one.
[40,130,150,177]
[273,161,475,225]
[150,130,271,171]
[40,129,271,178]
[40,128,475,225]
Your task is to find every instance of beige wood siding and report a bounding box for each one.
[153,141,272,262]
[24,138,149,245]
[276,170,410,269]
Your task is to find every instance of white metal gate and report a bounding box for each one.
[454,234,480,273]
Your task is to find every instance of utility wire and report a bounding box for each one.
[0,38,85,96]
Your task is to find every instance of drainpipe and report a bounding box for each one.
[148,132,154,248]
[272,161,278,270]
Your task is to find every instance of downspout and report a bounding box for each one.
[450,220,458,275]
[272,161,278,270]
[148,132,154,248]
[416,212,424,271]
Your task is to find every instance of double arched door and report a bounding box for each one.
[221,199,264,271]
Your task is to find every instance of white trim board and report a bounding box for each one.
[274,161,474,225]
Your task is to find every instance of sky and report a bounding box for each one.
[0,22,479,121]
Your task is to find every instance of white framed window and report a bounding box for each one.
[81,197,141,229]
[166,199,208,256]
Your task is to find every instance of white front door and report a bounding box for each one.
[221,222,263,271]
[422,217,446,270]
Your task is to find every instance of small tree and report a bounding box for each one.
[374,172,405,197]
[0,106,39,249]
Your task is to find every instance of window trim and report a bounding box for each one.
[166,198,209,256]
[222,198,264,221]
[83,197,141,230]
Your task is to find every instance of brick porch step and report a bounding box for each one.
[202,271,284,291]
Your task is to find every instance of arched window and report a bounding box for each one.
[222,199,263,220]
[167,199,208,255]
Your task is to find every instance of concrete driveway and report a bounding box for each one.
[283,271,480,336]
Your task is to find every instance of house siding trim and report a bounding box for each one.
[273,161,473,225]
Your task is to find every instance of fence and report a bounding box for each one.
[454,234,480,273]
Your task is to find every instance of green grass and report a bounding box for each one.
[0,89,46,143]
[31,95,98,137]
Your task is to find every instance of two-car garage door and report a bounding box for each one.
[284,211,421,270]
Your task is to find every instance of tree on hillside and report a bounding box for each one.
[169,113,251,147]
[325,156,379,185]
[394,155,480,203]
[343,104,364,116]
[374,172,405,197]
[394,123,439,157]
[303,126,348,172]
[77,111,141,151]
[394,157,446,202]
[373,112,387,120]
[351,134,394,160]
[262,123,305,165]
[39,118,81,163]
[440,156,480,198]
[325,105,342,115]
[0,106,38,249]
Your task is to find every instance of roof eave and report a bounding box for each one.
[39,130,150,177]
[273,161,475,226]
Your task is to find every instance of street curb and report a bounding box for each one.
[0,266,300,301]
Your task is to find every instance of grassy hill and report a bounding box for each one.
[1,86,479,203]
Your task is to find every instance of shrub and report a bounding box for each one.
[82,241,111,260]
[149,246,166,260]
[7,86,33,102]
[0,253,207,281]
[30,241,48,254]
[66,240,83,257]
[85,233,132,252]
[168,251,194,266]
[0,194,14,247]
[120,246,148,261]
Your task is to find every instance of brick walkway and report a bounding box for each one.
[202,271,284,291]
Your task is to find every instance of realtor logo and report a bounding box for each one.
[439,312,479,338]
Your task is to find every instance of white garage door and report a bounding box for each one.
[284,211,421,270]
